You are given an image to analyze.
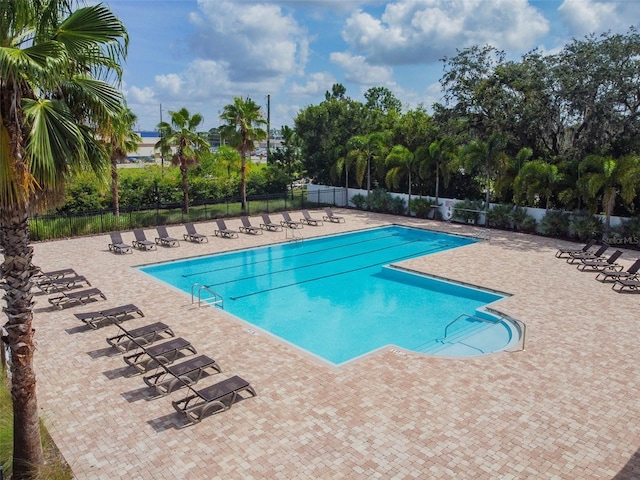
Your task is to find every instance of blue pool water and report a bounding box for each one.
[139,226,511,364]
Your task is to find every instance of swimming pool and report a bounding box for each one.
[139,226,516,364]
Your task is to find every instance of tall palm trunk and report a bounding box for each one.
[0,204,44,479]
[240,151,247,212]
[180,159,189,215]
[407,170,412,215]
[111,158,119,216]
[345,168,349,206]
[434,161,440,206]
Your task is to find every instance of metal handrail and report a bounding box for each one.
[442,313,499,340]
[285,227,303,241]
[486,308,526,352]
[191,283,224,309]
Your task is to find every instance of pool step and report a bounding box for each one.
[429,322,513,356]
[416,310,513,356]
[417,320,495,355]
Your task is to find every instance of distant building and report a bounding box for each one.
[132,131,161,159]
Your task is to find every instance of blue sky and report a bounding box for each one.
[105,0,639,132]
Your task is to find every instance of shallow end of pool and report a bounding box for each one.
[414,308,522,357]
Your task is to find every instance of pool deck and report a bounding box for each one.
[29,210,640,479]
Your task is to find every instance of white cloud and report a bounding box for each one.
[341,0,550,65]
[154,73,185,98]
[290,72,336,96]
[330,52,394,85]
[127,86,157,104]
[190,0,309,80]
[558,0,634,36]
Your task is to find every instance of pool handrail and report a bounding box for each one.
[442,313,499,340]
[191,283,224,309]
[440,310,526,353]
[486,308,526,352]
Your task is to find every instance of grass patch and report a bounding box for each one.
[0,371,73,479]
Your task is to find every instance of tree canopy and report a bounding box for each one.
[293,29,640,218]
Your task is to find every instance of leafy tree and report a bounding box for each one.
[365,86,402,113]
[460,134,509,213]
[326,83,346,100]
[578,154,640,230]
[554,28,640,158]
[269,125,302,197]
[364,86,402,132]
[440,30,640,163]
[385,145,417,214]
[156,108,210,214]
[0,1,128,477]
[513,159,563,211]
[417,137,457,205]
[495,147,533,204]
[440,45,508,139]
[211,145,242,178]
[345,132,390,193]
[392,106,436,154]
[56,171,107,213]
[220,97,267,211]
[295,85,366,184]
[101,107,141,216]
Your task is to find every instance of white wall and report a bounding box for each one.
[306,184,627,227]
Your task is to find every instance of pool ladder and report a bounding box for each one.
[285,226,303,242]
[191,283,224,309]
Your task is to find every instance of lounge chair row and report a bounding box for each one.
[555,240,640,293]
[36,267,108,309]
[109,226,180,254]
[105,318,256,424]
[107,209,347,253]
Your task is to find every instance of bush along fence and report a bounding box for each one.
[308,185,640,248]
[30,190,322,241]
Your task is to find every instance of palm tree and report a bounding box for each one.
[460,134,509,220]
[271,125,302,199]
[345,132,389,194]
[219,97,267,212]
[156,108,210,214]
[385,145,417,214]
[417,137,457,206]
[513,159,563,211]
[214,145,242,179]
[101,107,141,216]
[332,154,355,202]
[578,154,640,230]
[0,2,128,477]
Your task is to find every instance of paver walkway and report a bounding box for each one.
[30,210,640,479]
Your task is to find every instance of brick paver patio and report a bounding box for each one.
[30,210,640,479]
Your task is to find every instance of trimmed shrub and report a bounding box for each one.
[387,195,406,215]
[510,206,537,233]
[570,214,604,242]
[538,210,571,237]
[350,194,367,210]
[452,199,483,224]
[607,216,640,247]
[410,197,437,219]
[486,204,513,229]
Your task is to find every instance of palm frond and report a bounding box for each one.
[23,98,84,188]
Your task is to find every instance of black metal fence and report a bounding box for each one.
[30,190,328,241]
